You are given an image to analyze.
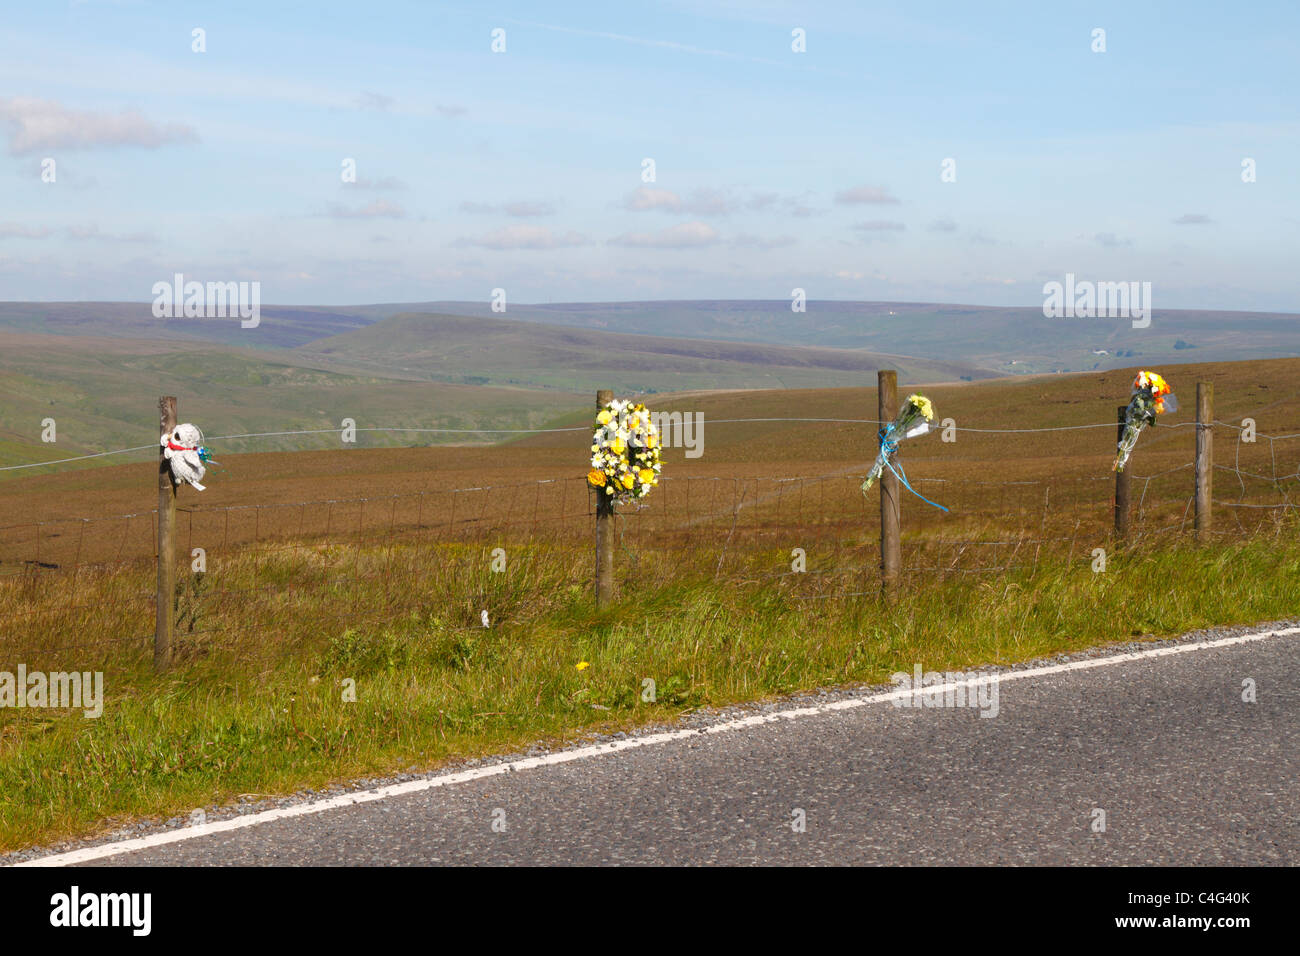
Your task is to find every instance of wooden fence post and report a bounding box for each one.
[156,396,177,670]
[1114,405,1130,539]
[1195,381,1213,537]
[594,389,615,606]
[878,370,900,594]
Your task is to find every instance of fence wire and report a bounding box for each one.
[2,419,1298,661]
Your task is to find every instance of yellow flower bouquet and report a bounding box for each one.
[587,398,662,502]
[862,393,937,493]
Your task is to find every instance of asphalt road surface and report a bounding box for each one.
[39,627,1300,865]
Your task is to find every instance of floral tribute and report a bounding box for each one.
[1114,371,1177,472]
[587,399,662,501]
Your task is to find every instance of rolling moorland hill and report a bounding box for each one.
[292,311,992,392]
[4,299,1298,378]
[0,301,374,350]
[348,300,1300,376]
[3,355,1296,533]
[0,306,989,468]
[1,298,1296,472]
[0,329,586,470]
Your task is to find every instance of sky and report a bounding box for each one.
[0,0,1297,311]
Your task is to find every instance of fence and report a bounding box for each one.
[2,374,1299,669]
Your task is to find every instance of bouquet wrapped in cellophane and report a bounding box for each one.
[1114,371,1177,472]
[862,393,946,511]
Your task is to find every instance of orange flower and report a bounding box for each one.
[587,469,606,487]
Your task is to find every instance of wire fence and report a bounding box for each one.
[2,414,1299,664]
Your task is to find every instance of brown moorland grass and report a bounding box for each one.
[2,359,1297,570]
[1,359,1299,850]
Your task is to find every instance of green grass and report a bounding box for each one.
[1,530,1298,852]
[0,337,588,472]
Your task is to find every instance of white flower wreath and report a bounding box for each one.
[586,399,662,500]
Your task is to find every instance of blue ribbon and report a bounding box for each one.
[877,425,949,512]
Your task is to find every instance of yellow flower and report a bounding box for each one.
[907,394,934,421]
[621,472,635,489]
[596,410,612,425]
[576,661,590,671]
[639,468,655,484]
[611,437,626,456]
[587,469,606,487]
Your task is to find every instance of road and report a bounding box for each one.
[23,625,1300,866]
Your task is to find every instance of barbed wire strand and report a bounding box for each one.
[6,414,1299,475]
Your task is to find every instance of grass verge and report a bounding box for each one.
[2,531,1298,852]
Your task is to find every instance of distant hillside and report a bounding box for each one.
[0,331,584,471]
[5,300,1297,377]
[368,300,1300,376]
[6,355,1297,521]
[0,302,376,349]
[293,311,996,392]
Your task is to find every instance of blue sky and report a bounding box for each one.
[1,0,1297,310]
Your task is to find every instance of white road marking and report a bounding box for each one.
[14,625,1298,867]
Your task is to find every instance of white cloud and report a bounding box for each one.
[609,221,721,248]
[684,188,736,216]
[0,222,52,239]
[835,185,900,205]
[328,200,407,219]
[64,225,157,242]
[501,201,554,217]
[346,175,406,191]
[1092,231,1131,247]
[620,187,749,216]
[461,200,556,217]
[459,225,590,250]
[622,187,684,212]
[731,233,797,249]
[355,91,394,111]
[0,97,198,154]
